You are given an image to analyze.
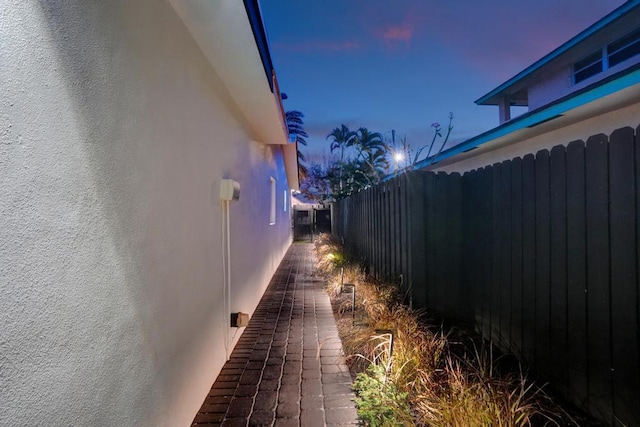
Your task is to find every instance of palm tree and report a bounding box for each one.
[365,148,390,180]
[327,124,355,163]
[353,127,389,182]
[326,124,356,189]
[353,127,386,152]
[286,110,309,180]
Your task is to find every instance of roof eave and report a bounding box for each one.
[475,0,640,106]
[168,0,289,146]
[420,64,640,169]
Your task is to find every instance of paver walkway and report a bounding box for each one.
[191,243,359,426]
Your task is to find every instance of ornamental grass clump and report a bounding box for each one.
[314,234,564,427]
[413,344,561,427]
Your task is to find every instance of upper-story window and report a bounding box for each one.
[608,28,640,67]
[573,27,640,85]
[573,51,603,84]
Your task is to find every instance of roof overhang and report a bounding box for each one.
[476,0,640,106]
[168,0,289,145]
[283,142,300,191]
[420,64,640,170]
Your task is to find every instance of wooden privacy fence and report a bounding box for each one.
[332,126,640,426]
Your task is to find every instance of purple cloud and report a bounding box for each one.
[382,26,413,42]
[341,0,626,76]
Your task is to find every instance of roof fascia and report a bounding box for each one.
[418,65,640,169]
[475,0,640,105]
[243,0,275,93]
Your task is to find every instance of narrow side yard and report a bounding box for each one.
[191,243,358,426]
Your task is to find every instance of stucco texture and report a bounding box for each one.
[0,1,292,425]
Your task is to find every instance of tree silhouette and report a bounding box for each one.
[353,127,389,183]
[286,110,309,180]
[326,124,356,189]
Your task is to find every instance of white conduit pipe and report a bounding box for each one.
[225,200,231,360]
[221,199,231,361]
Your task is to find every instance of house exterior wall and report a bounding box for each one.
[518,10,640,112]
[433,101,640,174]
[0,1,291,426]
[527,65,572,110]
[528,55,640,111]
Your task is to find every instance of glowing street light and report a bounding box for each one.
[392,151,404,174]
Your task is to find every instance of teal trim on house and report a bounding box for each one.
[415,65,640,169]
[475,0,640,105]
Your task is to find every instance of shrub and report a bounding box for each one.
[353,364,414,426]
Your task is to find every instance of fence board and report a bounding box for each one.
[424,173,436,309]
[389,180,396,277]
[491,163,502,344]
[398,174,408,298]
[500,160,513,351]
[535,150,551,370]
[388,182,394,278]
[438,173,449,316]
[585,134,613,423]
[566,140,589,410]
[408,172,427,307]
[609,127,639,425]
[448,173,463,321]
[550,145,568,394]
[383,183,389,276]
[371,185,378,278]
[479,167,493,341]
[521,154,537,363]
[386,183,392,278]
[364,189,370,270]
[358,192,363,246]
[510,158,524,357]
[381,184,387,278]
[461,170,476,327]
[391,178,397,279]
[401,174,410,297]
[371,186,377,276]
[383,183,389,277]
[377,184,383,278]
[394,178,402,279]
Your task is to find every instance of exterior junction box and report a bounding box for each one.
[230,312,249,327]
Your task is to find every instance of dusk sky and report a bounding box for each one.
[260,0,626,161]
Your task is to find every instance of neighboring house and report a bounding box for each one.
[0,1,297,426]
[427,0,640,173]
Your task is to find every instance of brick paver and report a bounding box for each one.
[191,243,358,426]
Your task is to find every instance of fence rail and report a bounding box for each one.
[332,126,640,426]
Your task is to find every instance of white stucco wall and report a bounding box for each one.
[525,10,640,111]
[433,101,640,174]
[528,55,640,111]
[527,65,572,111]
[0,1,291,426]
